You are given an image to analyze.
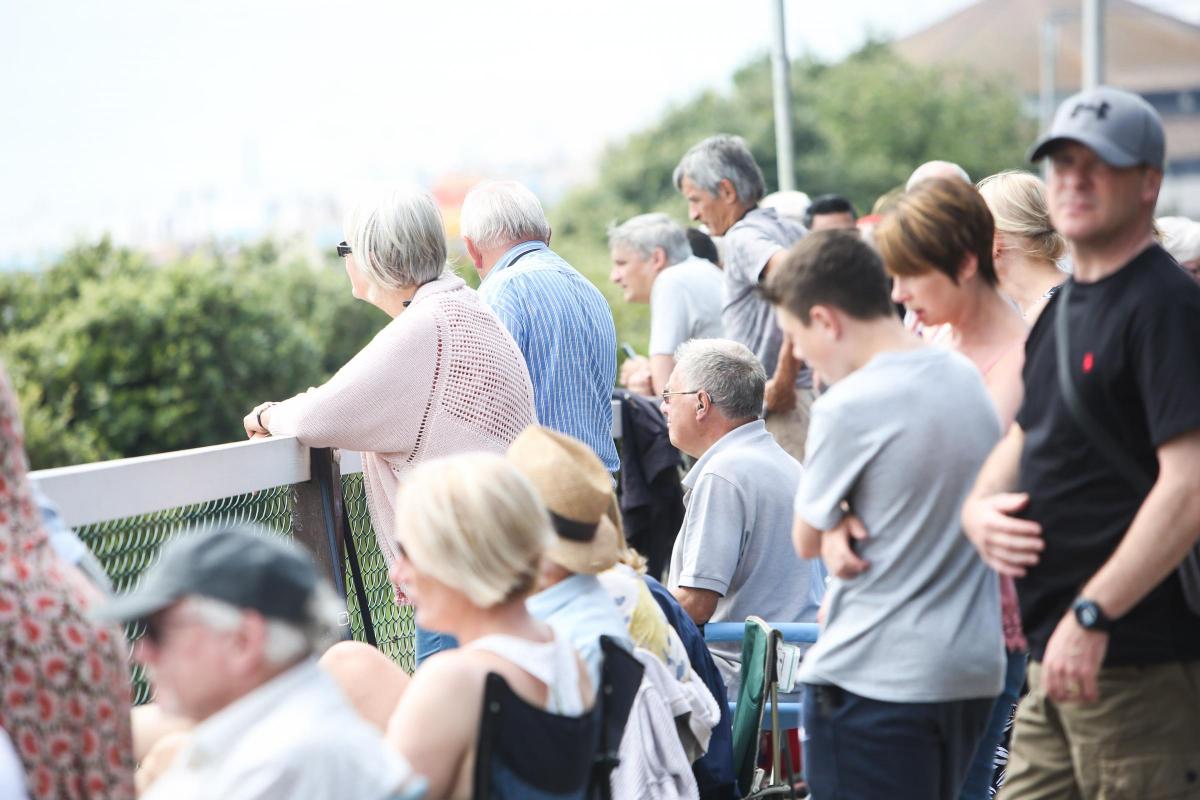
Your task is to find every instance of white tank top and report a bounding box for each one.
[465,633,586,716]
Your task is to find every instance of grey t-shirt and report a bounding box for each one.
[648,256,724,356]
[669,419,826,690]
[795,347,1005,703]
[722,208,809,386]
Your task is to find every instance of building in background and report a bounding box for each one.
[894,0,1200,217]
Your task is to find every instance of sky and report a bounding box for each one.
[2,0,1197,266]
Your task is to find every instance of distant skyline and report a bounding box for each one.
[2,0,1197,266]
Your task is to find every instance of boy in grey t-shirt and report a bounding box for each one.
[763,230,1004,800]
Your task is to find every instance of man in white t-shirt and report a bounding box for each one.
[609,213,724,398]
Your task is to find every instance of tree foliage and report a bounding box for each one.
[1,240,387,469]
[551,44,1036,353]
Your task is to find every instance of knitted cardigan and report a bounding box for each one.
[269,274,536,563]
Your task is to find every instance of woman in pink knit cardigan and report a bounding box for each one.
[243,186,536,571]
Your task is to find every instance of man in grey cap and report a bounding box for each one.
[96,526,421,800]
[963,86,1200,798]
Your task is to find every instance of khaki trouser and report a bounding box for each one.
[1000,659,1200,800]
[764,388,814,463]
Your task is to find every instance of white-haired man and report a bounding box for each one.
[608,212,724,398]
[963,87,1200,798]
[662,338,825,691]
[461,180,619,472]
[673,135,812,460]
[96,527,419,800]
[906,160,971,191]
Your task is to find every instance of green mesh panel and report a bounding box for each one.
[76,477,415,705]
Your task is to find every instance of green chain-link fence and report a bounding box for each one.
[77,476,414,705]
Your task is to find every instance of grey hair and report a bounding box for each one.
[672,135,766,205]
[460,180,551,250]
[906,160,972,192]
[607,213,692,266]
[674,339,766,420]
[181,582,343,667]
[344,186,450,290]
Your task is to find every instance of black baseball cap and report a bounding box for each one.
[93,526,320,626]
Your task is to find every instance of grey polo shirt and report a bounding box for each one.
[722,208,810,388]
[668,419,826,689]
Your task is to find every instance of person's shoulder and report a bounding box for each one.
[1131,245,1200,306]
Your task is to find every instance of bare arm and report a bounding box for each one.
[671,586,721,626]
[792,514,823,561]
[649,354,675,398]
[961,423,1044,575]
[386,655,479,798]
[1041,429,1200,704]
[1082,428,1200,618]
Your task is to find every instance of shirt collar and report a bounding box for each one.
[185,659,320,767]
[527,573,602,619]
[483,240,548,283]
[682,419,767,491]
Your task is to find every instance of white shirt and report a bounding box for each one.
[648,256,724,357]
[143,659,418,800]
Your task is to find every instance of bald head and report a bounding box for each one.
[906,160,971,192]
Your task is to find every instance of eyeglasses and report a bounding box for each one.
[336,241,352,257]
[661,388,702,404]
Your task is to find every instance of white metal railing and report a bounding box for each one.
[30,399,624,528]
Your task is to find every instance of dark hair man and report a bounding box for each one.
[803,194,858,232]
[962,87,1200,798]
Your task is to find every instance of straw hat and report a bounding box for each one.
[507,426,621,574]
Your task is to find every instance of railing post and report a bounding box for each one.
[292,447,348,599]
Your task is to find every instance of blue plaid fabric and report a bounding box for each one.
[479,241,619,472]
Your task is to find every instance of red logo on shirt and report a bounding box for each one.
[1082,352,1095,373]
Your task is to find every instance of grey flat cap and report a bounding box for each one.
[93,526,319,625]
[1028,86,1164,170]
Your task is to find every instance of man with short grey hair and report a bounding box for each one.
[673,135,812,461]
[96,527,419,800]
[462,179,619,472]
[608,212,723,397]
[661,339,825,690]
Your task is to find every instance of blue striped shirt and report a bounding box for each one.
[479,241,619,471]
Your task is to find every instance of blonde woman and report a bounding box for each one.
[977,171,1067,320]
[320,453,593,799]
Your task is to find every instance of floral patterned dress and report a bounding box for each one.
[0,364,136,799]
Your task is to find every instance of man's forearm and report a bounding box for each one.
[1083,445,1200,619]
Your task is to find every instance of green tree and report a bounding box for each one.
[1,241,386,468]
[552,44,1035,352]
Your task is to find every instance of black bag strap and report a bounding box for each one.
[1053,280,1154,494]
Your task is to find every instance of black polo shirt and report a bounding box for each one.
[1016,244,1200,665]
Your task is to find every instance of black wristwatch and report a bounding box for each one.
[1072,596,1114,632]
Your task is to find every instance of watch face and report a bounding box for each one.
[1079,605,1098,627]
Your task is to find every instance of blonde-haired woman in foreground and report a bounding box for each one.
[320,453,593,799]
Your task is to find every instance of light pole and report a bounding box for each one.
[1082,0,1106,90]
[770,0,796,191]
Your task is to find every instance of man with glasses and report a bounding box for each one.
[661,338,825,692]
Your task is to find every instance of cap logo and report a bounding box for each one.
[1070,101,1111,120]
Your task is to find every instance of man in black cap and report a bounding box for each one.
[96,526,420,800]
[963,87,1200,798]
